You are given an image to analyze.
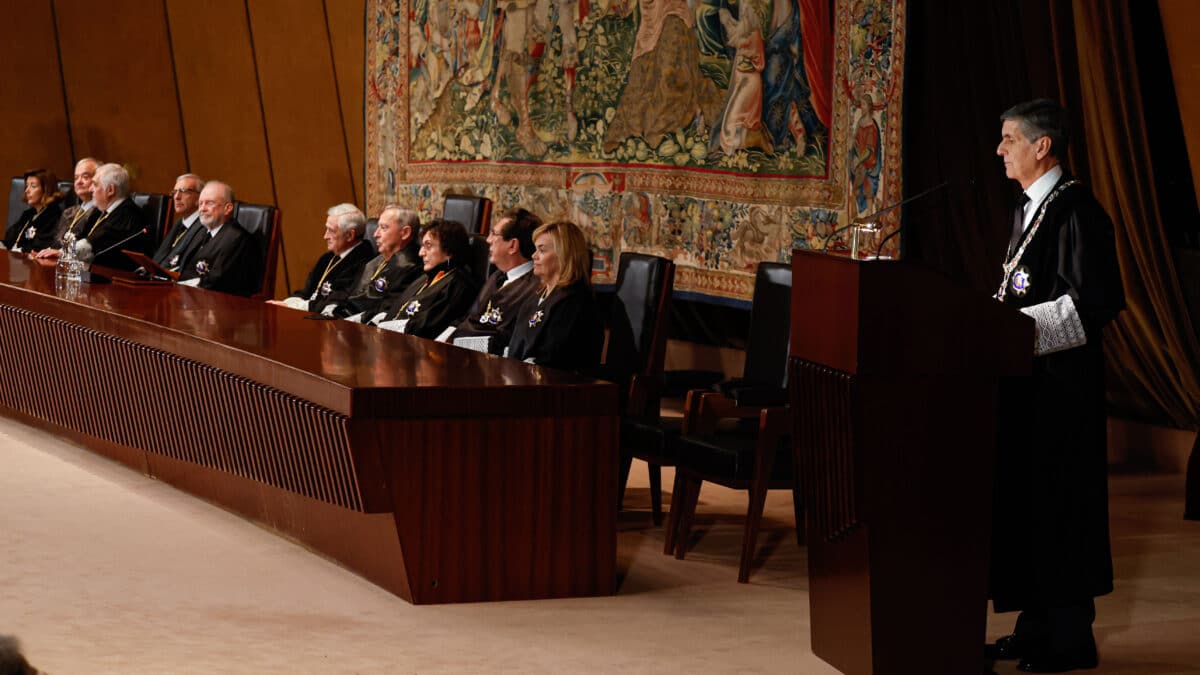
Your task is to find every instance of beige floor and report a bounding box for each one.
[1,417,1198,674]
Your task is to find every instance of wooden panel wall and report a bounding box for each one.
[1160,0,1200,205]
[0,0,366,296]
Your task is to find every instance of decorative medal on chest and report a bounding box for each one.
[528,309,545,328]
[195,260,210,276]
[372,277,388,293]
[24,226,36,241]
[1010,265,1031,297]
[169,254,180,267]
[404,299,422,316]
[479,301,502,326]
[319,281,333,297]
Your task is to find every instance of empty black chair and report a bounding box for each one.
[662,262,801,583]
[232,201,281,300]
[442,194,493,234]
[131,192,173,249]
[610,253,676,525]
[57,180,76,208]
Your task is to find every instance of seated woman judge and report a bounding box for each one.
[3,169,64,253]
[373,218,480,338]
[506,221,604,372]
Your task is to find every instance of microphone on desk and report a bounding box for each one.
[871,179,973,259]
[91,228,150,261]
[820,180,961,254]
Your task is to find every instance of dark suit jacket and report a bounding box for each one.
[177,220,262,296]
[153,216,207,271]
[4,200,64,252]
[83,198,148,269]
[448,267,540,353]
[507,280,603,373]
[381,261,480,339]
[333,247,423,318]
[289,241,374,312]
[52,204,100,249]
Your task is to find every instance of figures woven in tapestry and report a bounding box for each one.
[367,0,905,302]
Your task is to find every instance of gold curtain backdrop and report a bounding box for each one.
[1064,0,1200,428]
[366,0,907,301]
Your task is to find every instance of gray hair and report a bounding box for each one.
[204,180,235,204]
[380,205,421,230]
[327,203,366,238]
[176,173,205,190]
[76,157,102,171]
[94,163,130,198]
[1001,99,1070,159]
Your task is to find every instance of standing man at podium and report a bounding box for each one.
[987,99,1125,673]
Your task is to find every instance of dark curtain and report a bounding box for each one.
[904,0,1200,429]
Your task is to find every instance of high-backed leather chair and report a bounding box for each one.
[442,194,493,235]
[466,233,491,288]
[57,180,76,208]
[7,177,25,229]
[662,262,800,583]
[131,192,173,248]
[232,201,281,300]
[610,253,676,525]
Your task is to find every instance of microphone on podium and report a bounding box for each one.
[820,180,960,254]
[91,228,150,261]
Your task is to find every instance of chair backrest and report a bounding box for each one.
[364,217,379,254]
[232,201,281,299]
[442,194,493,235]
[466,233,491,288]
[131,192,173,247]
[605,253,675,413]
[743,262,793,389]
[7,177,24,229]
[57,180,76,208]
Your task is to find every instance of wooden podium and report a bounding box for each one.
[787,250,1033,675]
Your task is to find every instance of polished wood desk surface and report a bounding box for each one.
[0,252,615,416]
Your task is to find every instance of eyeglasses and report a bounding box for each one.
[171,188,199,196]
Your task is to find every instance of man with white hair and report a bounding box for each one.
[268,203,373,313]
[36,161,147,268]
[177,180,261,296]
[328,206,424,319]
[43,156,101,252]
[153,173,206,272]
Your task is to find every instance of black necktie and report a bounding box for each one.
[1007,193,1030,258]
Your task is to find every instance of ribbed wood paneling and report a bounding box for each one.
[790,357,859,542]
[0,303,363,511]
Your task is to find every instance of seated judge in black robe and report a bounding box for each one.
[375,218,479,339]
[987,100,1126,673]
[326,206,424,319]
[507,220,603,372]
[152,173,206,272]
[4,169,64,253]
[78,164,149,270]
[177,181,263,297]
[443,207,542,354]
[268,204,373,313]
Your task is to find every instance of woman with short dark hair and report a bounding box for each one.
[375,218,480,339]
[4,169,64,253]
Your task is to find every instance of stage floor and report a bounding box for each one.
[2,416,1197,674]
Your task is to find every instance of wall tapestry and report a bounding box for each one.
[367,0,905,303]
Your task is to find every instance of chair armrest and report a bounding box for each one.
[625,373,662,420]
[681,390,766,436]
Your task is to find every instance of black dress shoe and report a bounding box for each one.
[1016,648,1099,673]
[985,633,1034,661]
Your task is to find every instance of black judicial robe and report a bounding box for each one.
[447,268,540,354]
[288,242,374,312]
[153,217,207,271]
[177,220,262,297]
[331,248,423,318]
[990,174,1126,612]
[52,204,100,249]
[4,200,63,252]
[83,199,148,269]
[507,280,603,373]
[382,260,479,339]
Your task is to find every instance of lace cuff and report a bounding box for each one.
[1019,294,1088,356]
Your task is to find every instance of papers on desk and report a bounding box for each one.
[378,319,409,333]
[179,278,201,287]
